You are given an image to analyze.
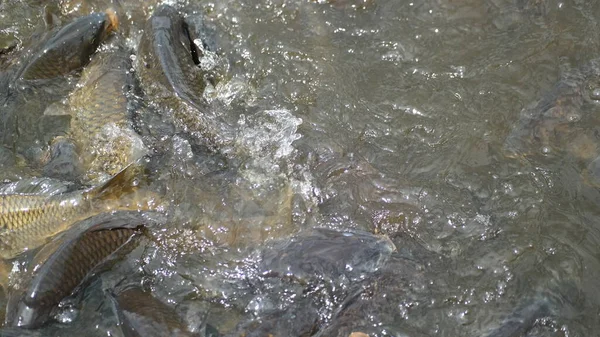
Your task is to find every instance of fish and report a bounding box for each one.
[503,59,600,159]
[482,298,552,337]
[15,9,119,82]
[5,210,162,328]
[0,163,158,260]
[259,228,395,282]
[1,9,118,152]
[483,279,581,337]
[41,136,82,181]
[52,41,147,184]
[137,5,230,149]
[503,59,600,187]
[228,229,395,337]
[108,286,201,337]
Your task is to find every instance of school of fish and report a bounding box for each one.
[0,1,593,336]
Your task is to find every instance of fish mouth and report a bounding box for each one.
[104,8,119,34]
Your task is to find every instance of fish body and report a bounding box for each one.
[137,5,204,111]
[1,10,118,151]
[503,59,600,185]
[503,66,589,158]
[15,10,118,82]
[9,226,141,328]
[64,43,147,183]
[483,298,551,337]
[137,5,227,148]
[0,164,154,260]
[0,191,92,260]
[229,229,394,337]
[109,286,199,337]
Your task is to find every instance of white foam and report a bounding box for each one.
[236,109,302,180]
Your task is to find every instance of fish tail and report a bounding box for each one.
[86,163,146,202]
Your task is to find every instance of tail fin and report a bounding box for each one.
[85,163,146,201]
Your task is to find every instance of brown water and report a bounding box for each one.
[2,0,600,336]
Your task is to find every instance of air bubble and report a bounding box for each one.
[591,88,600,100]
[540,146,551,155]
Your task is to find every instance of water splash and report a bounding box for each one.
[236,109,302,181]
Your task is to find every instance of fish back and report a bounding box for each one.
[17,10,118,81]
[9,227,139,328]
[136,5,227,148]
[138,5,205,110]
[110,286,198,337]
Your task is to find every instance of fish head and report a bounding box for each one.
[78,10,119,67]
[151,6,197,53]
[5,289,52,329]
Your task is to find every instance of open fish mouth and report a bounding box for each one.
[104,8,119,35]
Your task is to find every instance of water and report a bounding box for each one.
[2,0,600,335]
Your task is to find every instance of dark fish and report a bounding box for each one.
[137,5,228,148]
[108,286,200,337]
[504,71,586,158]
[260,228,395,282]
[503,59,600,159]
[228,229,395,337]
[1,10,118,151]
[483,279,580,337]
[137,5,203,110]
[41,136,81,181]
[5,210,163,328]
[0,163,158,260]
[15,9,118,81]
[0,327,41,337]
[228,299,318,337]
[483,298,552,337]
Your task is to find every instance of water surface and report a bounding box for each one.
[2,0,600,335]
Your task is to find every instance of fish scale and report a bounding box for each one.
[16,10,118,81]
[24,228,137,304]
[0,193,91,259]
[65,44,147,182]
[6,227,140,328]
[0,164,156,260]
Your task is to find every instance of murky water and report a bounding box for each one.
[2,0,600,335]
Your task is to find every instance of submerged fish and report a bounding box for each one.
[15,9,119,82]
[10,229,139,328]
[504,59,600,159]
[108,286,200,337]
[0,164,156,260]
[137,5,229,149]
[229,229,395,337]
[503,59,600,186]
[5,210,163,328]
[483,298,552,337]
[51,42,147,184]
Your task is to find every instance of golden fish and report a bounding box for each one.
[64,42,147,183]
[0,164,156,260]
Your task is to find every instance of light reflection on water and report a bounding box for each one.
[2,0,600,335]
